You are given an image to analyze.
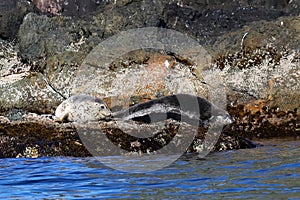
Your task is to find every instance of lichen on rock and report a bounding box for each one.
[0,0,300,158]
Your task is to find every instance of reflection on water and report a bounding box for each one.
[0,139,299,199]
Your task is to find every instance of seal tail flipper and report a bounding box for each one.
[54,113,70,123]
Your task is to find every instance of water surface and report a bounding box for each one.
[0,138,299,199]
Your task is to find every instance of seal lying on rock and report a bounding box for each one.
[112,94,232,126]
[55,94,232,126]
[55,94,111,123]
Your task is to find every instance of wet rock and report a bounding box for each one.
[226,103,299,139]
[61,0,110,17]
[0,114,90,158]
[211,15,300,54]
[0,114,256,158]
[17,0,300,61]
[162,0,299,45]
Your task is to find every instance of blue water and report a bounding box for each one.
[0,139,300,199]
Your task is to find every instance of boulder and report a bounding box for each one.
[0,0,34,39]
[0,39,63,115]
[0,0,299,144]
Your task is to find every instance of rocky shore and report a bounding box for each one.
[0,0,299,158]
[0,114,257,158]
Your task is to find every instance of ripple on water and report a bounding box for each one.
[0,139,300,199]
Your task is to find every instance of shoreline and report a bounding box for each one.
[0,1,299,158]
[0,113,257,158]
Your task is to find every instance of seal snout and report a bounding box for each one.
[97,108,112,119]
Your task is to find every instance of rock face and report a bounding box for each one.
[0,39,64,115]
[8,1,299,113]
[0,0,299,157]
[31,0,109,16]
[31,0,62,15]
[0,0,34,39]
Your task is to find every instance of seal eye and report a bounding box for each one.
[100,105,106,110]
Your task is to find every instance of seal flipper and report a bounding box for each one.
[55,113,70,123]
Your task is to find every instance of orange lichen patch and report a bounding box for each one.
[244,99,270,115]
[144,53,175,81]
[104,50,207,108]
[268,79,274,89]
[145,62,167,79]
[132,81,165,102]
[145,84,152,90]
[126,53,176,101]
[146,53,176,69]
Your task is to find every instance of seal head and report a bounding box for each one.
[55,94,111,123]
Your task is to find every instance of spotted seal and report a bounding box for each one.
[55,94,111,123]
[55,94,232,126]
[112,94,232,126]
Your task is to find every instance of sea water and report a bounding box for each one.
[0,139,299,199]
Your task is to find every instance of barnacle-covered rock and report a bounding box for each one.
[0,114,256,158]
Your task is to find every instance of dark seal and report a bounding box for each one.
[112,94,232,126]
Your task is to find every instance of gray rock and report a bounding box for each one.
[208,15,300,111]
[0,0,299,116]
[0,39,63,115]
[0,71,64,114]
[0,0,34,39]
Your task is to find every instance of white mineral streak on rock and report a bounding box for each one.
[0,40,30,85]
[0,73,30,86]
[204,49,300,110]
